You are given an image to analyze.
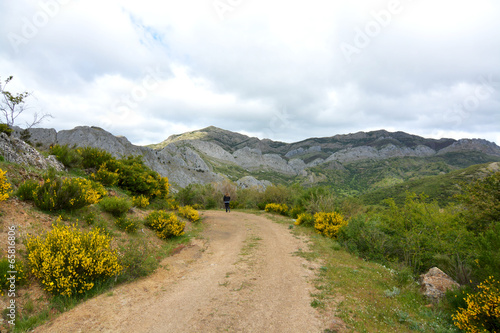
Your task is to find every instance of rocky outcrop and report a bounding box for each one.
[0,132,64,171]
[325,144,436,163]
[236,176,272,190]
[437,139,500,156]
[420,267,459,302]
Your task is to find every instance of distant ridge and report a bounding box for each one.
[10,126,500,193]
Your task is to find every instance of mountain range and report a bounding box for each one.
[10,126,500,195]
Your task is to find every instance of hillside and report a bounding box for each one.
[9,126,500,198]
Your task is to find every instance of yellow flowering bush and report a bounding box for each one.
[132,195,150,208]
[34,177,105,211]
[294,212,314,226]
[0,168,11,202]
[90,162,119,186]
[114,216,140,233]
[145,210,185,239]
[314,212,348,239]
[452,276,500,332]
[25,222,122,297]
[0,258,25,292]
[265,203,289,215]
[178,205,200,222]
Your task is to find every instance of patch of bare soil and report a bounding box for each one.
[33,211,334,332]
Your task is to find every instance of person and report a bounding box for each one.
[223,193,231,212]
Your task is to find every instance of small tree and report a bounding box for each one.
[0,75,52,129]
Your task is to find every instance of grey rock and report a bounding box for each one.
[420,267,459,302]
[0,132,64,171]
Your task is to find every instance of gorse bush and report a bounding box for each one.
[16,179,39,201]
[114,216,140,233]
[50,144,82,168]
[452,276,500,332]
[78,146,114,169]
[0,258,25,292]
[26,222,122,297]
[33,177,105,211]
[0,168,11,202]
[178,205,200,222]
[294,212,314,227]
[265,203,289,215]
[132,195,149,208]
[145,210,185,239]
[99,196,131,217]
[90,163,119,187]
[314,211,348,239]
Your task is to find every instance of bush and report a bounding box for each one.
[145,210,185,239]
[294,212,314,227]
[452,276,500,332]
[132,195,149,208]
[265,203,289,215]
[99,196,132,217]
[178,205,200,222]
[50,144,82,168]
[114,216,140,233]
[34,177,105,211]
[314,211,348,239]
[16,179,40,201]
[25,222,122,297]
[0,258,26,292]
[0,168,11,202]
[78,147,114,169]
[90,163,119,187]
[117,240,158,283]
[0,123,13,136]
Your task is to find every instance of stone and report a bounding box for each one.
[0,132,64,171]
[420,267,459,302]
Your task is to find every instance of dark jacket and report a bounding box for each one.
[223,195,230,203]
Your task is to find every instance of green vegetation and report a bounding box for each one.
[0,146,203,331]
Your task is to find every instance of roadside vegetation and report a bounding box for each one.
[0,145,203,332]
[1,142,499,332]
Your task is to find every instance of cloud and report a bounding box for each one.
[0,0,498,146]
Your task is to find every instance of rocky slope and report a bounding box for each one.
[7,126,500,190]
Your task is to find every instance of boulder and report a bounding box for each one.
[420,267,459,302]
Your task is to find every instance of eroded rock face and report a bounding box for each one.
[236,176,272,190]
[0,133,64,171]
[420,267,459,302]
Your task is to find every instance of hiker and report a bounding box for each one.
[223,193,231,212]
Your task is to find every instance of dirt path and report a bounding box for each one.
[34,211,327,332]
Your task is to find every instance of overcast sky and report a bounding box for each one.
[1,0,499,146]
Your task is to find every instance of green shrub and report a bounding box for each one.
[50,144,82,168]
[114,216,140,233]
[34,177,105,211]
[145,210,185,239]
[0,123,12,136]
[132,195,149,208]
[90,163,119,187]
[294,212,314,227]
[16,179,40,201]
[117,240,158,283]
[78,146,114,169]
[25,222,122,297]
[99,196,132,217]
[0,258,26,292]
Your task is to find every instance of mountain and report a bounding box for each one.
[10,126,500,195]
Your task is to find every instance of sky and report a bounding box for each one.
[1,0,499,146]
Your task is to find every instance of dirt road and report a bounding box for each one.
[35,211,327,332]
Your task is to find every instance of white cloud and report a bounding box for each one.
[0,0,499,146]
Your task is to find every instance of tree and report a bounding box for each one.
[0,75,52,129]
